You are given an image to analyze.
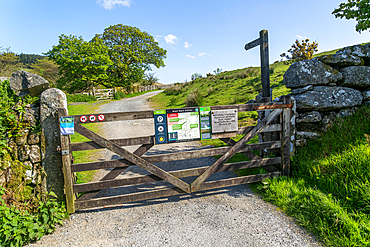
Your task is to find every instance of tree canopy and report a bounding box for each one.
[45,35,113,92]
[46,24,167,92]
[93,24,167,88]
[333,0,370,33]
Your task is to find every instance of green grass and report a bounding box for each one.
[67,101,107,184]
[258,105,370,246]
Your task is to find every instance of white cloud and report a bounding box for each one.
[296,35,308,40]
[97,0,132,10]
[186,55,195,59]
[184,42,193,49]
[164,34,178,44]
[199,52,211,57]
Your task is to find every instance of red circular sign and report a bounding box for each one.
[89,115,96,122]
[80,116,87,123]
[98,114,105,121]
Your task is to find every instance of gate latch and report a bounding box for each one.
[61,150,69,156]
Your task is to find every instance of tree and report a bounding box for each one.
[141,72,159,86]
[0,47,19,76]
[93,24,167,89]
[45,34,113,92]
[191,73,202,81]
[333,0,370,33]
[214,68,222,75]
[280,39,318,63]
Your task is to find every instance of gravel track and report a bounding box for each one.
[29,91,322,247]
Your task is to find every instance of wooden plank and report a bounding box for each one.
[75,171,281,210]
[191,108,282,192]
[101,144,153,181]
[196,172,281,192]
[58,108,75,214]
[220,137,262,160]
[74,123,191,193]
[76,187,184,210]
[260,29,270,99]
[244,38,260,51]
[70,125,281,152]
[71,136,154,151]
[281,96,292,176]
[73,110,153,124]
[71,141,282,172]
[74,158,281,193]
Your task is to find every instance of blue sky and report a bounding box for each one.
[1,0,370,84]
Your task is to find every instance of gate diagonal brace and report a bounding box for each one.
[74,124,191,193]
[191,108,282,192]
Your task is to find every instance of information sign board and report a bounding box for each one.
[199,107,211,140]
[166,108,200,142]
[211,109,238,133]
[60,116,74,135]
[154,110,168,144]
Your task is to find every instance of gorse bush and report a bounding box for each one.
[164,87,182,96]
[185,88,203,107]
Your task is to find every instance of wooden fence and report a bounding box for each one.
[58,96,293,213]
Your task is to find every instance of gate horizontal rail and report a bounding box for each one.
[59,97,293,213]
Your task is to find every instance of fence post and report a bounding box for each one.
[281,96,292,176]
[58,108,75,214]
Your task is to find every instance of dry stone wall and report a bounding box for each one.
[283,43,370,147]
[1,70,67,198]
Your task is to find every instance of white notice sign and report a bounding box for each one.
[211,109,238,133]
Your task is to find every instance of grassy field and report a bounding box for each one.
[149,44,370,246]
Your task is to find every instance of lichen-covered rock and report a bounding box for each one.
[28,132,40,145]
[283,60,343,89]
[291,85,314,95]
[340,66,370,88]
[15,129,29,146]
[296,111,322,123]
[296,131,320,140]
[336,43,370,60]
[29,145,41,163]
[295,139,307,147]
[318,54,363,67]
[18,144,30,161]
[337,107,357,117]
[23,104,40,126]
[363,91,370,100]
[294,86,363,111]
[9,70,50,97]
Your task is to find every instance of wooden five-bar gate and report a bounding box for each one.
[58,96,293,214]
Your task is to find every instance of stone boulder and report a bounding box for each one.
[317,54,363,67]
[296,111,322,123]
[336,43,370,60]
[294,86,363,111]
[363,91,370,100]
[339,66,370,88]
[9,70,50,97]
[283,60,342,88]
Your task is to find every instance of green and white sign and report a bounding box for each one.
[60,116,74,135]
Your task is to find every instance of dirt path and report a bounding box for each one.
[28,91,322,247]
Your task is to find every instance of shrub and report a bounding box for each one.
[164,87,182,96]
[207,86,215,95]
[185,88,203,107]
[66,94,96,102]
[114,91,126,100]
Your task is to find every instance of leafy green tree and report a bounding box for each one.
[45,35,113,92]
[0,47,19,76]
[141,72,159,86]
[280,39,318,63]
[93,24,167,89]
[333,0,370,33]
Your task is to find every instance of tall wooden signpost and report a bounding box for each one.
[244,29,270,100]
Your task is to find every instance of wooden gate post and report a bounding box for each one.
[58,108,75,214]
[281,96,292,176]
